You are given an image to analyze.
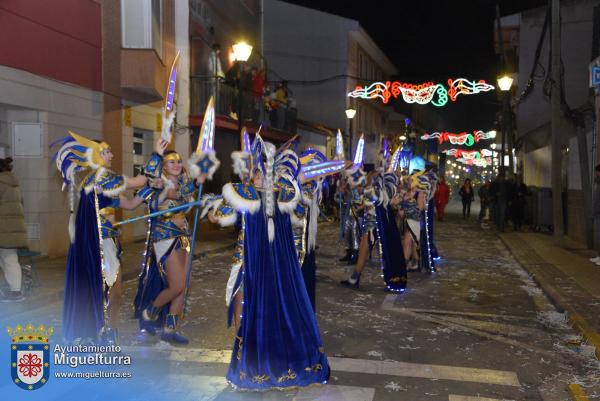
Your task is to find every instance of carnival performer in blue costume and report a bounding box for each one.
[290,149,336,311]
[204,134,330,390]
[339,135,376,289]
[54,131,165,345]
[341,141,406,291]
[135,148,214,344]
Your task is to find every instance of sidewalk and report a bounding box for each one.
[499,230,600,358]
[3,227,237,320]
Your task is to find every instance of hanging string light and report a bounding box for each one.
[420,130,496,146]
[347,78,494,106]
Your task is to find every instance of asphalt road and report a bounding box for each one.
[3,202,599,401]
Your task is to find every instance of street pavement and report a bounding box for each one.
[2,202,599,400]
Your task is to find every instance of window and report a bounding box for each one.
[121,0,163,58]
[132,128,153,175]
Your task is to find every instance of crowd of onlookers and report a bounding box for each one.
[435,173,530,232]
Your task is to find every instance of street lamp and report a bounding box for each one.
[232,41,253,133]
[345,107,356,155]
[497,74,514,174]
[497,75,514,92]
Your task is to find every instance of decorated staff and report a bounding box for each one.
[183,97,220,316]
[334,129,347,239]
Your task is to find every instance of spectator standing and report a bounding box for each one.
[458,178,475,218]
[0,157,27,302]
[491,173,510,232]
[512,176,528,231]
[478,180,491,221]
[434,176,450,221]
[590,165,600,265]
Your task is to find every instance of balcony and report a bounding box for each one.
[121,49,166,103]
[190,77,297,134]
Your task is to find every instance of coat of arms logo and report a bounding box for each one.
[8,324,53,390]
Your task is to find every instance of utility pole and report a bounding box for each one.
[551,0,564,243]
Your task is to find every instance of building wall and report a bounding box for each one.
[0,66,103,256]
[0,0,102,91]
[516,1,600,143]
[263,0,355,132]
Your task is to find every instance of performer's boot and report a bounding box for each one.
[339,249,351,262]
[99,327,118,346]
[348,250,359,265]
[161,314,189,345]
[340,270,361,289]
[141,304,160,335]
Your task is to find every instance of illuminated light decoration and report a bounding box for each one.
[347,78,494,107]
[456,157,492,167]
[353,134,365,166]
[389,147,401,172]
[382,138,390,160]
[447,78,495,101]
[443,149,498,159]
[335,129,344,159]
[300,160,346,182]
[421,130,497,146]
[242,128,251,153]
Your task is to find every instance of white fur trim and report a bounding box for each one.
[161,112,175,143]
[216,211,238,228]
[231,151,250,180]
[85,147,101,170]
[188,151,220,180]
[222,183,261,214]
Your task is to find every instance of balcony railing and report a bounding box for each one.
[190,77,297,133]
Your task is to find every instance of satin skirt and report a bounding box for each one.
[226,207,329,390]
[375,205,407,291]
[63,191,107,343]
[133,237,185,329]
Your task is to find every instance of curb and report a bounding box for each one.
[3,241,236,321]
[567,384,590,401]
[497,234,600,360]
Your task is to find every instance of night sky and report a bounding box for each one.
[282,0,548,132]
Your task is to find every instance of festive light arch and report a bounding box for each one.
[347,78,494,106]
[420,130,496,146]
[443,148,498,159]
